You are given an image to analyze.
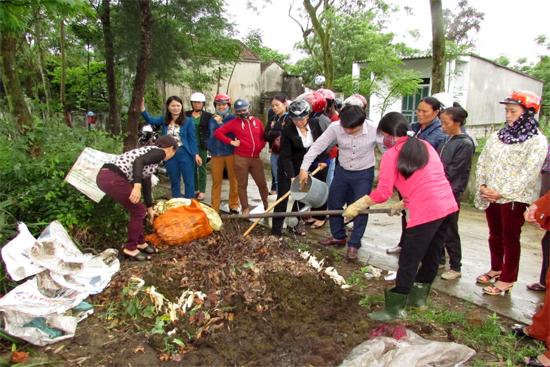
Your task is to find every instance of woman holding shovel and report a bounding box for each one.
[271,99,328,237]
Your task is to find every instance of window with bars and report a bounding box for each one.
[402,79,430,123]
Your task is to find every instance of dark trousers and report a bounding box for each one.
[96,169,146,251]
[540,232,550,285]
[328,165,374,248]
[394,213,454,294]
[485,202,528,283]
[444,210,462,271]
[165,148,195,198]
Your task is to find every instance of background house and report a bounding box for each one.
[359,54,544,136]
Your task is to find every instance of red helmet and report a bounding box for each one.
[316,88,335,100]
[213,93,231,108]
[297,91,327,113]
[499,90,541,113]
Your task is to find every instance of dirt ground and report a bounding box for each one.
[4,220,529,367]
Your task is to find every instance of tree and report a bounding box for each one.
[0,1,33,132]
[244,29,289,66]
[430,0,445,94]
[98,0,120,135]
[443,0,484,50]
[124,0,153,151]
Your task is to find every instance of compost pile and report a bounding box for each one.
[44,223,373,366]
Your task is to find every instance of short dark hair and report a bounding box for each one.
[155,135,178,150]
[271,93,287,104]
[378,112,410,137]
[339,105,365,129]
[441,102,468,126]
[419,97,443,112]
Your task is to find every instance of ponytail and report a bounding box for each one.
[397,137,428,179]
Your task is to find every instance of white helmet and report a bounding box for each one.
[314,75,325,87]
[190,92,206,103]
[431,92,453,109]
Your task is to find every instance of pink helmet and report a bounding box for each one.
[316,88,336,100]
[296,91,327,113]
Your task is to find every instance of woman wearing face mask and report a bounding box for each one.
[207,94,240,213]
[386,96,447,255]
[437,103,475,280]
[271,99,328,237]
[264,94,290,195]
[475,91,547,296]
[140,96,202,199]
[214,99,269,216]
[343,112,457,320]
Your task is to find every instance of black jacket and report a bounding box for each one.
[438,134,475,202]
[185,110,213,150]
[279,119,328,178]
[264,112,291,149]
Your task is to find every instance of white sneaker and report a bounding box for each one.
[386,245,402,254]
[441,269,461,280]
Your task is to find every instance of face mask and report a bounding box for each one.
[216,107,229,116]
[383,135,396,148]
[236,111,250,119]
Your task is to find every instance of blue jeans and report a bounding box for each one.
[165,147,195,198]
[326,157,336,188]
[270,153,279,192]
[328,165,374,248]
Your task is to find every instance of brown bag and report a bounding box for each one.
[271,135,281,154]
[534,191,550,231]
[145,200,213,246]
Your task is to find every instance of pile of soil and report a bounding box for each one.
[20,222,502,366]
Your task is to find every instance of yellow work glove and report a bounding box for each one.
[389,200,404,216]
[343,195,374,221]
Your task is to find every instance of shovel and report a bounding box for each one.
[242,165,325,237]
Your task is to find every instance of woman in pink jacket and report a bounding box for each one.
[343,112,458,321]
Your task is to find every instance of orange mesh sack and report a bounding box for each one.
[146,200,213,246]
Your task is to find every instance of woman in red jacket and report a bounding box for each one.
[214,99,269,215]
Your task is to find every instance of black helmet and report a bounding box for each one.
[233,99,250,112]
[288,99,310,120]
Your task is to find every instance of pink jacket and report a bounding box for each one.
[370,137,458,228]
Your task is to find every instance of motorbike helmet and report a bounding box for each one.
[288,99,311,120]
[316,88,335,101]
[213,93,231,108]
[334,98,343,112]
[190,92,206,103]
[499,90,541,113]
[314,75,326,87]
[233,99,251,118]
[344,94,366,109]
[296,91,327,113]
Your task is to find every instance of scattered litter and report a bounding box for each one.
[339,328,475,367]
[299,250,350,289]
[384,271,397,281]
[0,221,119,346]
[362,265,383,279]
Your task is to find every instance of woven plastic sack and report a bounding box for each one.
[146,200,213,246]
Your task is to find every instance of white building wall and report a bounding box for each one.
[465,56,543,126]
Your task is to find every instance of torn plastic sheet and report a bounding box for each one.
[339,328,475,367]
[0,221,119,346]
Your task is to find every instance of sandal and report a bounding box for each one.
[137,243,158,254]
[196,192,205,201]
[476,271,501,285]
[122,249,151,261]
[524,356,550,367]
[483,283,513,296]
[527,282,546,292]
[512,324,533,340]
[310,220,326,229]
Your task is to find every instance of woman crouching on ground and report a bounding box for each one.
[343,112,458,321]
[96,136,177,261]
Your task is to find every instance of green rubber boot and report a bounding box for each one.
[368,289,408,321]
[407,282,431,308]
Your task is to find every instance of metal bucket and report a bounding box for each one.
[290,175,329,209]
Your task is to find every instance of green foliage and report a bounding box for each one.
[0,116,126,248]
[244,29,290,67]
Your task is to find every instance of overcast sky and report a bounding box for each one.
[225,0,550,65]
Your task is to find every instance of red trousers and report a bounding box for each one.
[528,231,550,359]
[485,202,527,283]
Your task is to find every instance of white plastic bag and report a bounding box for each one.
[1,223,45,281]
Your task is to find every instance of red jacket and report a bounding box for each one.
[214,116,266,158]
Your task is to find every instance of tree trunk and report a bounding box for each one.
[35,31,51,119]
[0,33,33,133]
[430,0,446,94]
[60,18,71,127]
[303,0,334,89]
[124,0,153,151]
[100,0,121,135]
